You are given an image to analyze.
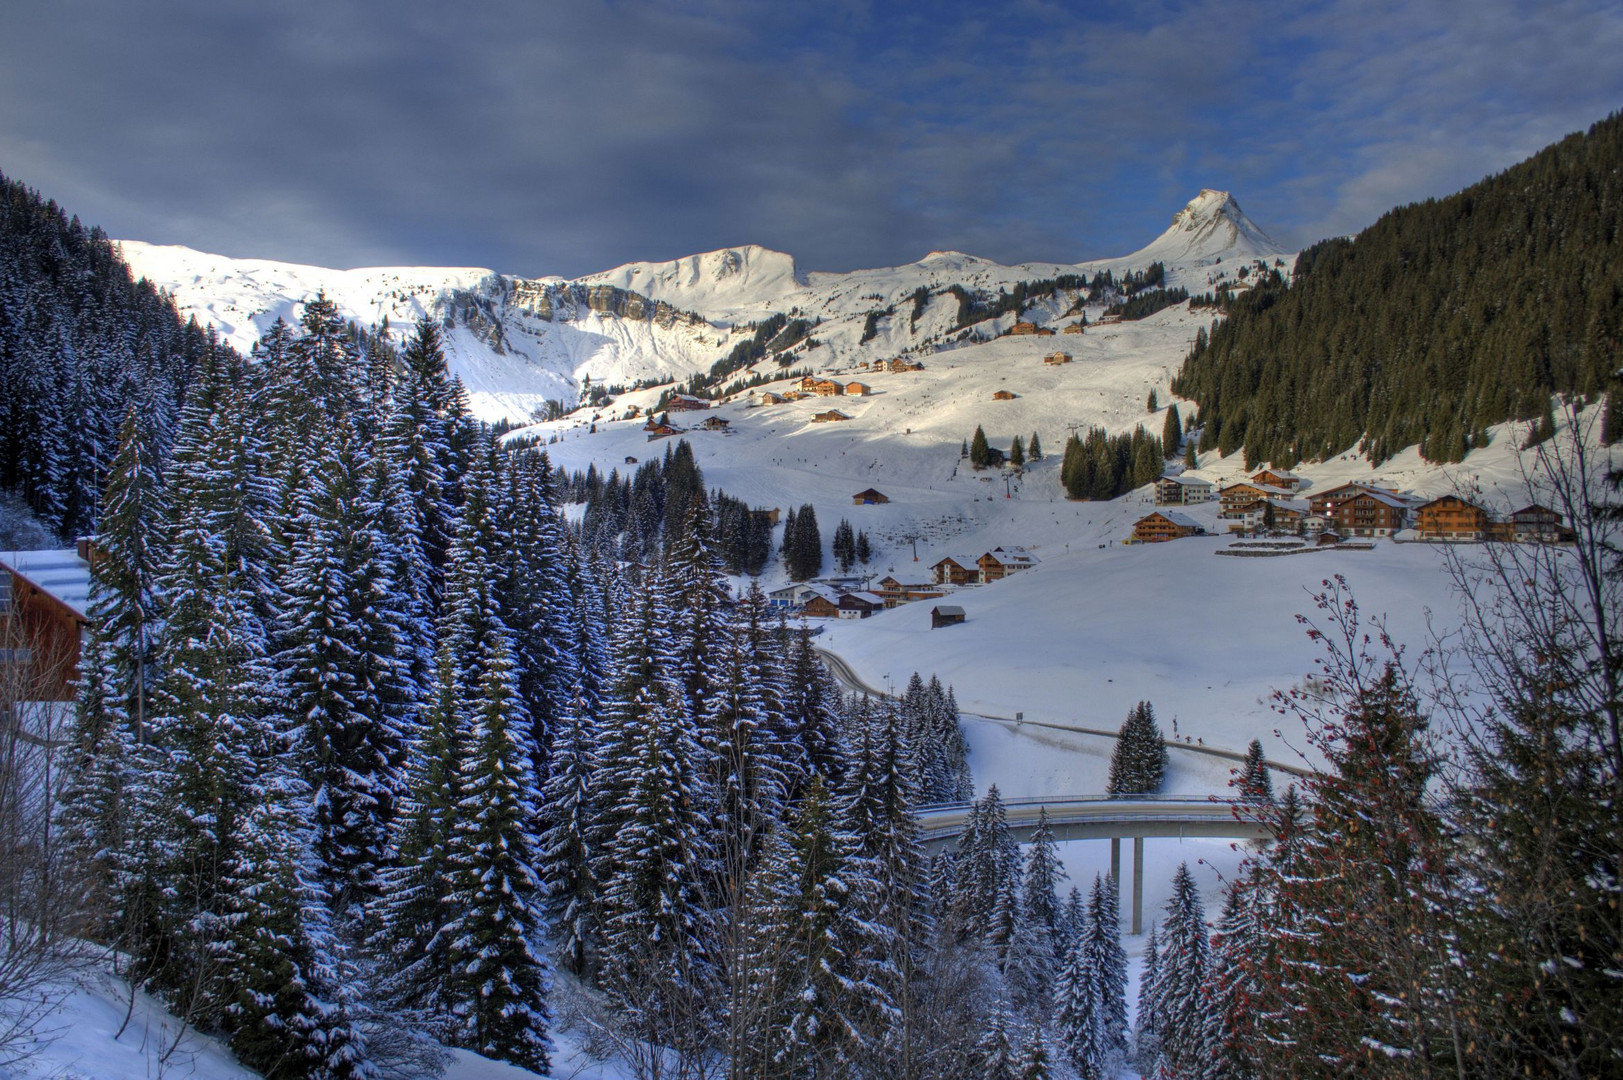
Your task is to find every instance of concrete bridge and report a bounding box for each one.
[916,795,1275,933]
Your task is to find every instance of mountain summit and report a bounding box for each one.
[1124,189,1281,265]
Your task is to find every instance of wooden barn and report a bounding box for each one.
[812,410,852,423]
[1249,467,1302,492]
[1043,351,1072,364]
[992,390,1018,400]
[845,381,871,396]
[852,488,890,505]
[699,416,731,431]
[814,380,845,397]
[667,394,710,412]
[931,605,967,628]
[838,592,886,619]
[1061,323,1085,335]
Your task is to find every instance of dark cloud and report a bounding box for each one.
[1,0,1618,276]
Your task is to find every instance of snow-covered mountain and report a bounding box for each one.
[117,191,1289,423]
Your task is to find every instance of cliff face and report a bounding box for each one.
[502,277,704,328]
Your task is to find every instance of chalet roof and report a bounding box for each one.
[1345,489,1412,510]
[841,591,886,607]
[1510,503,1561,520]
[1173,475,1213,487]
[880,576,935,588]
[981,546,1039,566]
[1140,511,1201,529]
[1252,468,1300,480]
[932,605,966,617]
[0,548,91,620]
[932,554,977,568]
[801,584,843,603]
[852,487,888,499]
[1222,481,1294,498]
[1417,494,1484,511]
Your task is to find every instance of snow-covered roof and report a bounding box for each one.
[1149,511,1202,529]
[0,548,92,620]
[932,605,966,617]
[1173,475,1213,487]
[843,591,886,606]
[1222,482,1294,498]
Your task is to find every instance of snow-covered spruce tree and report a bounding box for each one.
[1059,886,1086,949]
[1106,700,1167,795]
[441,631,552,1072]
[1014,1025,1053,1079]
[387,318,457,602]
[774,775,877,1078]
[838,695,928,1078]
[976,1003,1019,1080]
[1082,874,1128,1059]
[1233,738,1272,803]
[664,489,733,723]
[537,679,598,981]
[591,616,720,1074]
[948,785,1018,938]
[90,402,167,738]
[782,623,845,789]
[1054,936,1107,1080]
[1154,863,1211,1078]
[1132,925,1161,1074]
[210,761,372,1080]
[276,414,411,909]
[1020,808,1065,954]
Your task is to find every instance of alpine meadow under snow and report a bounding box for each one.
[2,111,1622,1080]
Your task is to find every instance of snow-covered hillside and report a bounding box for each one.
[117,190,1288,424]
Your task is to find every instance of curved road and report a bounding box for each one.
[815,646,1312,779]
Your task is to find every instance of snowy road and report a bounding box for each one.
[815,645,1312,779]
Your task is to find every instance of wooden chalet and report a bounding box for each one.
[978,546,1039,583]
[931,605,967,628]
[876,576,943,608]
[1,547,92,703]
[837,592,886,619]
[646,423,681,440]
[1043,351,1072,365]
[992,390,1018,400]
[812,410,852,423]
[814,379,845,397]
[1249,468,1302,492]
[1095,312,1123,325]
[798,375,822,391]
[1509,503,1569,543]
[852,488,890,505]
[667,394,710,412]
[1219,481,1295,516]
[756,391,785,405]
[1234,500,1308,534]
[1308,482,1404,517]
[624,455,638,464]
[1061,323,1086,335]
[845,381,870,396]
[932,555,978,586]
[1415,495,1489,541]
[871,359,888,371]
[783,390,806,401]
[1006,321,1041,336]
[699,416,731,431]
[1327,489,1410,537]
[802,592,842,619]
[887,358,924,373]
[1131,511,1205,543]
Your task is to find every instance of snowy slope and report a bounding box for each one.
[117,190,1289,423]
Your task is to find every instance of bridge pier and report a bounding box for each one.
[1132,836,1145,935]
[1110,837,1121,887]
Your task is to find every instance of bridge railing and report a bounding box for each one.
[915,793,1246,816]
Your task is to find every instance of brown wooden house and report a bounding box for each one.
[0,548,91,703]
[798,375,822,391]
[1006,321,1041,336]
[977,547,1039,582]
[845,381,870,396]
[931,605,966,628]
[1061,323,1085,335]
[838,592,886,619]
[667,394,710,411]
[1043,351,1072,364]
[699,416,731,431]
[932,555,978,586]
[802,592,841,618]
[1327,489,1410,537]
[1509,503,1569,543]
[814,380,845,397]
[1219,482,1294,516]
[1416,495,1489,541]
[1249,468,1301,492]
[852,488,890,505]
[1131,512,1204,543]
[812,410,852,423]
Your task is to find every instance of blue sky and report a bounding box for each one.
[3,0,1619,276]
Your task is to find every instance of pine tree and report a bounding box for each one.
[1133,925,1162,1073]
[441,631,552,1071]
[1154,863,1211,1078]
[1009,435,1025,469]
[1054,937,1107,1080]
[1234,738,1273,802]
[1028,432,1042,461]
[1184,440,1197,469]
[1014,1026,1053,1079]
[855,529,871,564]
[1083,874,1128,1057]
[970,425,991,468]
[1107,701,1167,794]
[1146,388,1158,412]
[1162,403,1182,456]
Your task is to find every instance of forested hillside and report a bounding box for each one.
[0,172,230,538]
[1172,112,1623,467]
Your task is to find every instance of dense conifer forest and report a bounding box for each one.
[1172,112,1623,467]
